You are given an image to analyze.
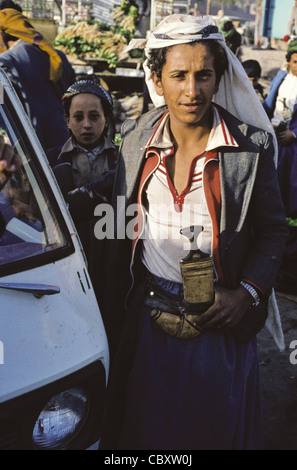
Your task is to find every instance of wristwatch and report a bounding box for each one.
[240,281,261,307]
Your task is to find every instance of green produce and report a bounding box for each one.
[287,218,297,227]
[54,2,140,68]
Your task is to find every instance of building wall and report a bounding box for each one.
[93,0,121,24]
[262,0,293,39]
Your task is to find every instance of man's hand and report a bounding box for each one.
[0,136,22,190]
[194,283,254,332]
[276,129,296,146]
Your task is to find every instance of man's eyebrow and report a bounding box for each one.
[196,68,214,74]
[169,66,215,73]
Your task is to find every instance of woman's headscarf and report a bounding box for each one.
[0,8,62,82]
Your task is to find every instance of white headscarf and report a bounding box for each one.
[124,14,284,351]
[124,14,277,162]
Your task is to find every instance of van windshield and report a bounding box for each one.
[0,89,70,272]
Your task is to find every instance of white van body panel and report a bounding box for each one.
[0,256,109,403]
[0,68,110,449]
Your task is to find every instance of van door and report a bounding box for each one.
[0,70,109,449]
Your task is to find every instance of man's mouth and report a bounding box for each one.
[181,102,204,111]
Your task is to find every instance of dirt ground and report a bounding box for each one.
[258,292,297,450]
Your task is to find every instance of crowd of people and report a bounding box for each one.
[0,0,296,451]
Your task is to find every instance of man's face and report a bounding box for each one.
[152,43,219,129]
[289,52,297,77]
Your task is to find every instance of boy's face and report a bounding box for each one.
[152,42,219,129]
[66,93,106,149]
[248,76,259,88]
[289,52,297,77]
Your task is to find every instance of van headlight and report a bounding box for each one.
[31,387,89,449]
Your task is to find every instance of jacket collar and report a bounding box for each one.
[143,104,239,155]
[60,134,115,155]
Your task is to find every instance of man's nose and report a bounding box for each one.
[185,76,199,97]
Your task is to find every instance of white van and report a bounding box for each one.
[0,68,109,450]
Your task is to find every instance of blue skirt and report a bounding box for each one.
[118,274,263,450]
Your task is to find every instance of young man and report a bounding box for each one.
[100,14,287,450]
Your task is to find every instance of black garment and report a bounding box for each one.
[226,30,242,56]
[48,144,117,312]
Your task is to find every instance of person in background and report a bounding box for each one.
[286,0,297,37]
[132,0,150,39]
[263,39,297,295]
[263,39,297,219]
[242,59,266,102]
[100,14,287,450]
[0,8,75,150]
[218,19,242,56]
[0,0,21,52]
[50,79,117,308]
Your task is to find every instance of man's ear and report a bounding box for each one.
[151,71,164,97]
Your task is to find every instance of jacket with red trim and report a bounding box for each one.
[102,104,287,349]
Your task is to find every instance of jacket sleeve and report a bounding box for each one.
[263,70,287,118]
[66,169,116,225]
[240,133,288,295]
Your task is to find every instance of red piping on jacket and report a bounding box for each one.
[130,148,226,285]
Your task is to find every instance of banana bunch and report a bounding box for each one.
[98,33,127,54]
[111,2,138,32]
[120,15,135,32]
[111,6,126,23]
[55,22,103,43]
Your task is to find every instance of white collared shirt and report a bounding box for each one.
[141,104,238,282]
[271,72,297,127]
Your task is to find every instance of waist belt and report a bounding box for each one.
[144,274,214,339]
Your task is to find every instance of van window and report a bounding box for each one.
[0,89,72,274]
